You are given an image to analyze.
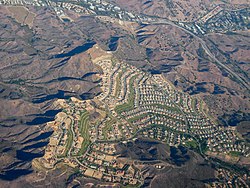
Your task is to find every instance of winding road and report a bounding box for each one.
[140,16,250,91]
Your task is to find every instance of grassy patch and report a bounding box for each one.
[185,140,198,149]
[122,182,141,188]
[114,71,123,97]
[179,97,183,106]
[115,75,137,114]
[146,103,182,113]
[103,115,116,139]
[78,110,91,154]
[200,139,208,153]
[64,121,73,156]
[229,151,241,157]
[190,98,200,115]
[127,113,149,123]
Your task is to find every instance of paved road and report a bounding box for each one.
[141,17,250,91]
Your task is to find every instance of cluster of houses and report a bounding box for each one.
[198,6,223,24]
[95,58,186,139]
[0,0,141,23]
[140,126,196,147]
[36,52,249,186]
[95,116,121,141]
[41,110,72,168]
[62,98,87,155]
[207,128,249,156]
[178,5,249,35]
[94,57,250,157]
[39,96,143,185]
[76,149,141,185]
[61,140,143,185]
[40,98,86,168]
[49,1,91,15]
[91,142,116,155]
[95,60,140,140]
[0,0,42,6]
[152,74,202,114]
[213,168,249,188]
